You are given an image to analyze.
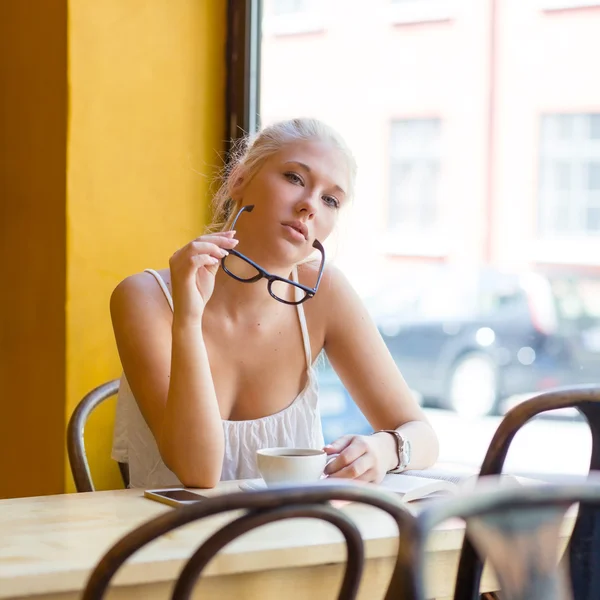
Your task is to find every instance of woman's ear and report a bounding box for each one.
[230,172,245,202]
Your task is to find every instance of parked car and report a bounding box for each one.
[318,265,600,422]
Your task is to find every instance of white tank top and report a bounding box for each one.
[111,267,324,488]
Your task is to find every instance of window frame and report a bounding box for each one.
[226,0,263,149]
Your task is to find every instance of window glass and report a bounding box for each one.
[539,114,600,239]
[258,0,598,475]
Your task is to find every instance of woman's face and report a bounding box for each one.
[231,139,350,268]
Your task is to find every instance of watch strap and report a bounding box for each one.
[372,429,407,474]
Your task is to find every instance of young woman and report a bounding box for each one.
[111,118,439,489]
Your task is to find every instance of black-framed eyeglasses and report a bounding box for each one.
[221,205,326,305]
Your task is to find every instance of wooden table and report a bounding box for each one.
[0,481,573,600]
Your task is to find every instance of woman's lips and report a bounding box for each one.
[282,220,308,239]
[282,224,307,243]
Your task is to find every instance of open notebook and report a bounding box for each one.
[238,465,540,504]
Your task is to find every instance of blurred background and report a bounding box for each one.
[260,0,600,477]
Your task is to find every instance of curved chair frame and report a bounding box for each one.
[67,379,128,492]
[82,483,420,600]
[408,478,600,600]
[453,384,600,600]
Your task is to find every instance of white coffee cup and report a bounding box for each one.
[256,447,327,486]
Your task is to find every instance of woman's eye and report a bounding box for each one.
[323,195,340,208]
[284,172,303,185]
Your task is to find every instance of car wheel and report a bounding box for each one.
[447,352,498,418]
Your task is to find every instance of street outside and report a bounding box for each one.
[425,407,591,479]
[261,2,600,485]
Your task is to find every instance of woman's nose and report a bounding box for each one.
[296,191,319,217]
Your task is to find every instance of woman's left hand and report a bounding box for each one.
[323,433,398,484]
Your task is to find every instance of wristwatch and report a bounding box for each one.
[375,430,412,473]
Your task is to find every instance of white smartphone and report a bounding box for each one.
[144,488,208,508]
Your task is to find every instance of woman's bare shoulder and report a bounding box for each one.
[297,261,347,292]
[297,262,349,317]
[110,268,172,315]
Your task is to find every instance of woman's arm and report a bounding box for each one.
[320,267,439,480]
[110,232,238,488]
[111,275,224,487]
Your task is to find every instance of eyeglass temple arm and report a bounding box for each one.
[228,204,254,231]
[312,239,326,292]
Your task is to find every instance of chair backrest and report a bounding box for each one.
[410,477,600,600]
[67,379,128,492]
[81,483,420,600]
[454,384,600,600]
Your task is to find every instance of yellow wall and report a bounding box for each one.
[0,1,68,499]
[0,0,226,497]
[66,0,226,492]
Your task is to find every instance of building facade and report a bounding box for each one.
[260,0,600,293]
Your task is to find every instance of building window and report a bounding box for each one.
[539,0,600,11]
[538,114,600,240]
[273,0,309,15]
[263,0,324,36]
[389,119,442,240]
[389,0,457,25]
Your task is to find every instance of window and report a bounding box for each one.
[388,119,442,239]
[245,0,598,474]
[389,0,457,24]
[539,0,600,11]
[272,0,309,16]
[538,114,600,240]
[263,0,324,36]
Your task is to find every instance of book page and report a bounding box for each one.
[401,468,541,491]
[402,467,477,486]
[239,475,458,503]
[378,473,458,503]
[237,471,547,504]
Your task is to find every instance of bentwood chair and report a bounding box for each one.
[81,482,420,600]
[67,379,129,492]
[407,476,600,600]
[454,385,600,600]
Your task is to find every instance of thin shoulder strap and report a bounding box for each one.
[144,269,174,312]
[292,265,312,368]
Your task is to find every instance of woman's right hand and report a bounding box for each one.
[169,231,239,323]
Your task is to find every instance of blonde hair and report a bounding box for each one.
[208,118,357,232]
